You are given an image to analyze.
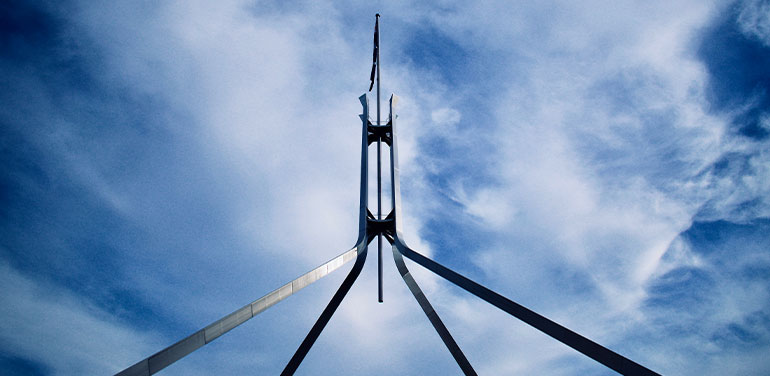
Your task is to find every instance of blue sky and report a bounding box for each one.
[2,0,769,375]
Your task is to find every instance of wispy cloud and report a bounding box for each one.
[2,0,769,375]
[0,261,162,375]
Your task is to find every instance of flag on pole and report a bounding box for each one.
[369,15,379,91]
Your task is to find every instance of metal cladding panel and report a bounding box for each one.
[265,288,281,306]
[292,270,315,293]
[251,295,268,315]
[342,249,357,264]
[255,283,291,314]
[148,330,205,374]
[204,305,253,343]
[278,282,293,299]
[115,359,149,376]
[314,263,329,279]
[254,289,280,315]
[117,247,360,376]
[327,254,344,272]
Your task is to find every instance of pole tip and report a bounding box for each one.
[376,13,380,18]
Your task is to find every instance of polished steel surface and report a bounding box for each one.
[147,330,205,374]
[375,13,384,304]
[204,305,252,343]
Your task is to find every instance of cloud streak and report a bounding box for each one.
[1,0,769,375]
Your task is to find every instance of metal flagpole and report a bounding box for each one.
[375,13,383,303]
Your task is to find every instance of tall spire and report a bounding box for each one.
[374,13,384,303]
[116,14,660,375]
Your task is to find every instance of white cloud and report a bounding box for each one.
[430,107,461,126]
[0,261,162,375]
[4,0,769,375]
[737,0,770,46]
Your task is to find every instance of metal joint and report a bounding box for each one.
[366,215,394,239]
[367,124,392,146]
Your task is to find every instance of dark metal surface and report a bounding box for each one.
[391,242,477,376]
[281,239,371,375]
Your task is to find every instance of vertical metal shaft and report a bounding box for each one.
[377,140,383,303]
[376,13,383,303]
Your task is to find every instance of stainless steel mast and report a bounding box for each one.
[375,13,384,304]
[116,14,659,376]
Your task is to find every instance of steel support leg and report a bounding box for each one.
[281,238,372,375]
[392,242,477,376]
[399,247,660,376]
[115,248,358,376]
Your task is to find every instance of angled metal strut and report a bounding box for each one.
[115,247,357,376]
